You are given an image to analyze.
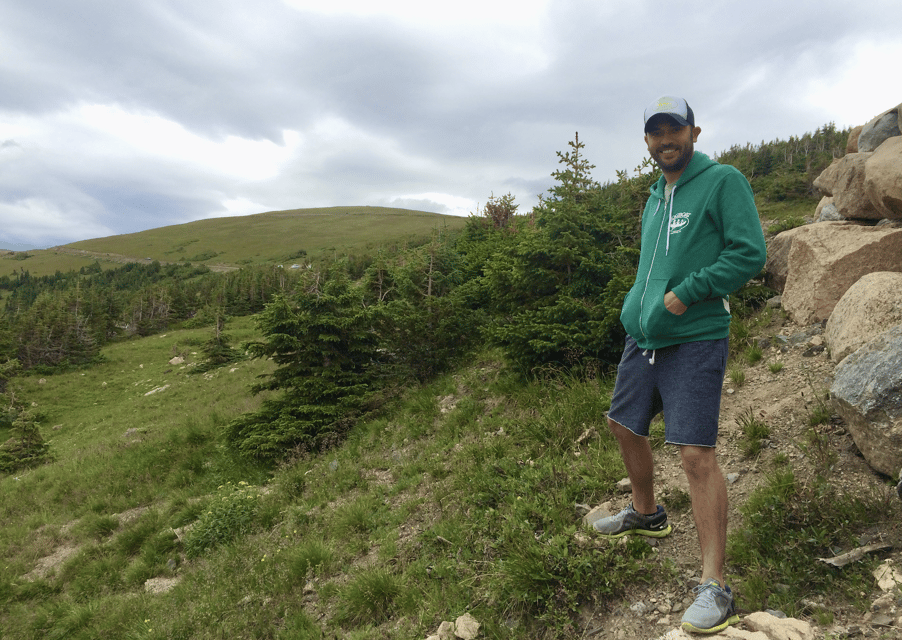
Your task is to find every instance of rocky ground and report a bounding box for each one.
[579,315,902,639]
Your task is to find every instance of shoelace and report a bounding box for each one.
[691,581,723,607]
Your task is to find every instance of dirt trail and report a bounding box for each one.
[584,316,901,639]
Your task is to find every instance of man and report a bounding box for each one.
[592,96,766,634]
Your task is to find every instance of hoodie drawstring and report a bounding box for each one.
[665,184,677,256]
[642,349,656,365]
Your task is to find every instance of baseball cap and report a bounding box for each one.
[644,96,695,132]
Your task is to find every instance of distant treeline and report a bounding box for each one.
[0,125,848,459]
[715,121,850,201]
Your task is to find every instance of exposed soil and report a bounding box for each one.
[581,315,902,639]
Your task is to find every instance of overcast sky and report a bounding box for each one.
[1,0,899,250]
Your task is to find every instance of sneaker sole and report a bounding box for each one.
[681,613,740,634]
[595,523,672,539]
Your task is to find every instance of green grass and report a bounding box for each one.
[727,468,894,617]
[2,309,900,638]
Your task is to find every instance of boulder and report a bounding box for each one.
[864,136,902,219]
[763,226,806,293]
[814,196,832,218]
[743,611,815,640]
[858,105,902,153]
[825,272,902,363]
[781,222,902,324]
[831,153,882,220]
[846,124,863,154]
[812,158,841,196]
[830,324,902,478]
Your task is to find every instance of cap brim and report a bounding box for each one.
[644,112,691,132]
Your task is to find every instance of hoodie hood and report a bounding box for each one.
[648,151,718,200]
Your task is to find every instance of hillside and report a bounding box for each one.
[3,312,899,639]
[1,205,466,278]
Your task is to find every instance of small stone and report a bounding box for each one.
[453,613,480,640]
[630,601,648,615]
[870,613,893,626]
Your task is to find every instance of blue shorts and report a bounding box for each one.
[608,336,729,447]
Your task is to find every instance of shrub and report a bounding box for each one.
[0,409,52,473]
[182,482,261,557]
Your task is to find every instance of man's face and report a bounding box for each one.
[644,118,701,177]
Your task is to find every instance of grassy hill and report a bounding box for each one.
[1,206,466,278]
[3,311,898,639]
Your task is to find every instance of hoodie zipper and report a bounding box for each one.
[638,185,678,344]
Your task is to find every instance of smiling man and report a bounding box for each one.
[592,96,766,634]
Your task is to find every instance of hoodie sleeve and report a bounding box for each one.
[671,167,766,305]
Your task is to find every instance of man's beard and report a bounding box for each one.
[652,143,694,174]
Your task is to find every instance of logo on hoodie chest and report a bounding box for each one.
[669,212,692,235]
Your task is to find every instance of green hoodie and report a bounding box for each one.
[620,151,766,350]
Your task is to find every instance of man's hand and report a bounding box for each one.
[664,291,687,316]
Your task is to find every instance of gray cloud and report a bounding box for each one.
[1,0,900,248]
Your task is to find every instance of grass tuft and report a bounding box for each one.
[736,408,771,458]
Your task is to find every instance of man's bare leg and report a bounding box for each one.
[608,417,657,515]
[680,444,727,584]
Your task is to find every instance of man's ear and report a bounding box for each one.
[691,126,701,143]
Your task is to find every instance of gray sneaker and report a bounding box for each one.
[681,578,740,634]
[591,503,672,538]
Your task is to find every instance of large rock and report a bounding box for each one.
[846,124,863,154]
[825,272,902,363]
[744,612,815,640]
[858,105,902,153]
[831,153,882,220]
[864,136,902,219]
[812,158,841,196]
[781,222,902,324]
[763,226,804,293]
[831,324,902,478]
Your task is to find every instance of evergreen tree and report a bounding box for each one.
[0,409,52,473]
[479,135,650,374]
[225,269,379,460]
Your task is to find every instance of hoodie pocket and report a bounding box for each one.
[640,278,679,339]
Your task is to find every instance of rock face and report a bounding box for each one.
[864,136,902,219]
[812,158,841,196]
[780,222,902,324]
[763,225,803,293]
[830,324,902,478]
[858,105,902,153]
[825,272,902,363]
[846,124,863,153]
[831,153,882,220]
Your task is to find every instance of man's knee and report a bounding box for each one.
[680,445,718,481]
[608,416,636,442]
